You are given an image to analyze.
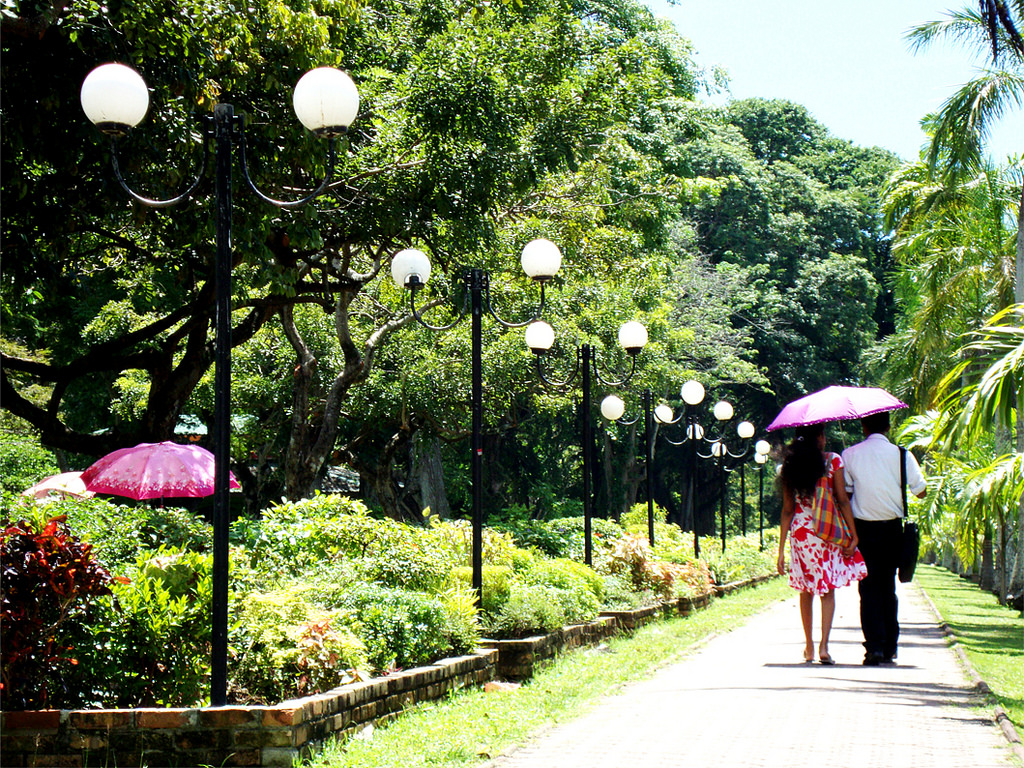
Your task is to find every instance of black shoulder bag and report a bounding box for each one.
[898,446,919,583]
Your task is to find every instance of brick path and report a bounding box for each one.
[487,580,1018,768]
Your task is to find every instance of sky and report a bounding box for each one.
[643,0,1023,162]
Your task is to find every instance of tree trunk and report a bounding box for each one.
[980,526,996,592]
[412,433,451,519]
[1015,185,1023,610]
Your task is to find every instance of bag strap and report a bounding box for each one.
[899,446,909,520]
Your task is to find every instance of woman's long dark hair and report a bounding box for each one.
[779,423,827,499]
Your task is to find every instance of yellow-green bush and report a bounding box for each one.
[231,588,367,704]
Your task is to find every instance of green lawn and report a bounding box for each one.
[305,578,791,768]
[916,564,1024,732]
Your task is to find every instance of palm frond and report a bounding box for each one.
[935,304,1024,447]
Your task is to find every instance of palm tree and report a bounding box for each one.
[908,3,1023,601]
[908,3,1023,306]
[978,1,1024,61]
[933,305,1024,602]
[878,160,1017,407]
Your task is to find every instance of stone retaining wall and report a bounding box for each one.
[1,577,772,767]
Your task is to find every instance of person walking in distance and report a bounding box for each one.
[842,412,927,666]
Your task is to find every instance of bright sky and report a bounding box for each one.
[644,0,1023,162]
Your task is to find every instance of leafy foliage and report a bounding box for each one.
[69,548,213,708]
[231,587,368,705]
[0,513,117,709]
[0,439,59,494]
[333,584,455,672]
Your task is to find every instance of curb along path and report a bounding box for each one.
[487,582,1019,768]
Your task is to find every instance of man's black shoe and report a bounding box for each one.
[863,652,884,666]
[881,656,897,665]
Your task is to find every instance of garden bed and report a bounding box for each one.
[0,582,784,768]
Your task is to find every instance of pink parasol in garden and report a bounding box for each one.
[22,471,95,499]
[80,441,240,500]
[766,385,907,432]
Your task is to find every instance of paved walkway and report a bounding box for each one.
[488,580,1018,768]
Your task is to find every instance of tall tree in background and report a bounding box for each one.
[0,0,713,514]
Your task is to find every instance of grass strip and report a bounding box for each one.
[916,564,1024,732]
[306,578,791,768]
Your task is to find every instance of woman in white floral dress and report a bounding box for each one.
[776,423,866,664]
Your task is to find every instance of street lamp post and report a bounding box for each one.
[653,380,706,556]
[692,399,736,552]
[525,320,647,564]
[392,241,562,604]
[754,442,770,550]
[705,413,769,552]
[599,390,656,546]
[81,63,359,707]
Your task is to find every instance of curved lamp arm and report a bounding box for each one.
[591,352,639,388]
[237,122,339,209]
[486,279,548,329]
[408,281,466,332]
[109,129,210,208]
[614,412,643,427]
[534,346,581,390]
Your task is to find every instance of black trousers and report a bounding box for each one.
[855,518,903,657]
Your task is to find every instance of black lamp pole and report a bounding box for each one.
[718,452,728,551]
[407,263,554,604]
[758,458,765,551]
[739,461,747,537]
[644,389,655,546]
[689,414,700,558]
[82,64,354,706]
[581,346,595,564]
[532,328,645,565]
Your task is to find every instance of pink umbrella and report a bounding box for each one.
[766,385,907,432]
[22,471,95,499]
[81,441,240,500]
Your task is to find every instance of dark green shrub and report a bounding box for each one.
[497,518,570,557]
[542,516,625,560]
[599,572,653,610]
[485,583,567,639]
[0,439,59,494]
[358,536,449,592]
[230,588,367,704]
[231,494,406,575]
[1,513,117,709]
[524,557,604,598]
[295,559,363,607]
[72,548,213,707]
[61,499,212,569]
[333,584,452,672]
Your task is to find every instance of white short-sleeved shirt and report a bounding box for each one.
[841,433,927,521]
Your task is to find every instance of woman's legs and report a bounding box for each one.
[819,590,836,661]
[799,591,814,661]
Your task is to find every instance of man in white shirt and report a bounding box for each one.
[842,412,927,666]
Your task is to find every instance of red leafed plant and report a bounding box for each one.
[1,514,120,709]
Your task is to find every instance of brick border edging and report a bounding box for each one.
[1,650,498,768]
[916,579,1024,762]
[1,574,777,767]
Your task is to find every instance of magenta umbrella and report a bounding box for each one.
[81,441,240,500]
[766,385,907,432]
